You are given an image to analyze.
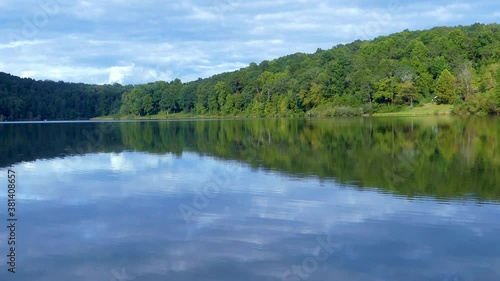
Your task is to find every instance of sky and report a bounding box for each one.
[0,0,498,85]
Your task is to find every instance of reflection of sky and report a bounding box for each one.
[0,152,499,281]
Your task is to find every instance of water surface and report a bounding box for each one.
[0,117,499,281]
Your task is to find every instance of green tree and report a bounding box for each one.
[397,81,418,107]
[128,88,144,115]
[436,69,457,104]
[257,71,276,101]
[142,94,154,115]
[221,93,235,115]
[457,62,475,100]
[374,78,397,104]
[429,56,450,79]
[207,92,219,113]
[300,83,323,110]
[496,67,500,94]
[214,81,231,114]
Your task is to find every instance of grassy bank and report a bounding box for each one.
[93,112,251,121]
[372,104,453,117]
[94,104,455,120]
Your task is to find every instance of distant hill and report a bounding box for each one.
[0,72,131,120]
[1,23,499,121]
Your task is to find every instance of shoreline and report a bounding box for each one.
[94,104,456,120]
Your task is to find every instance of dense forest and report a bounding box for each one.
[0,72,130,120]
[1,23,499,121]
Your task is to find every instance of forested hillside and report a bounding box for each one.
[119,23,500,117]
[1,23,499,121]
[0,73,130,120]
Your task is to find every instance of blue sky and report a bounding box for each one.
[0,0,498,85]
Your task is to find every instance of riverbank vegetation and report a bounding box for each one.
[1,23,499,121]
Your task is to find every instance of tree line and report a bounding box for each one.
[0,72,131,121]
[119,23,500,117]
[1,23,499,121]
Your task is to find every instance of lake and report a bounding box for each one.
[0,117,499,281]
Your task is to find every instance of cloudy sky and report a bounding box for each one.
[0,0,498,85]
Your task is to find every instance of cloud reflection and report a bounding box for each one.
[0,152,499,281]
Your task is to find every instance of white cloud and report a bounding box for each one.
[0,0,498,84]
[72,0,106,19]
[108,64,134,84]
[0,40,45,49]
[110,153,136,172]
[188,6,219,21]
[408,3,470,22]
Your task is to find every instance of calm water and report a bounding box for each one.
[0,117,499,281]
